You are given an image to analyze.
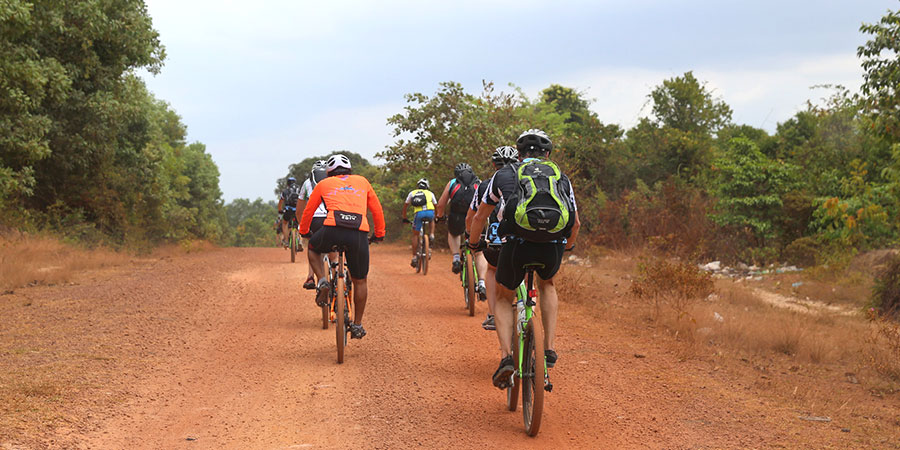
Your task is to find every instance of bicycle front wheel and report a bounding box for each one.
[522,316,545,436]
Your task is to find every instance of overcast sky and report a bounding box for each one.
[140,0,896,201]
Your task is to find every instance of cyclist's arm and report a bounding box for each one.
[367,182,386,238]
[435,180,452,217]
[298,185,322,235]
[277,197,284,213]
[467,203,494,246]
[465,207,476,231]
[567,210,581,250]
[401,202,408,220]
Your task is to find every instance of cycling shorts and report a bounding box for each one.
[309,216,326,234]
[413,209,435,232]
[483,245,500,268]
[447,212,466,237]
[495,239,565,290]
[309,226,370,280]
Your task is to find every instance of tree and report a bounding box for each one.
[650,71,732,135]
[859,8,900,140]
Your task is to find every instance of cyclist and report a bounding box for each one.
[299,154,386,340]
[277,176,303,249]
[297,160,329,289]
[436,163,480,274]
[467,129,580,388]
[401,178,437,268]
[466,146,518,331]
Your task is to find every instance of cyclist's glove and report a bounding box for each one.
[435,216,447,223]
[301,232,312,239]
[278,210,283,214]
[401,218,411,224]
[564,244,575,252]
[466,239,486,252]
[368,235,384,244]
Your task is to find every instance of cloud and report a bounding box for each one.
[213,101,401,201]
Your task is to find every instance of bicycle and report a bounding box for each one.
[287,214,302,263]
[322,243,353,364]
[459,241,481,317]
[505,264,551,437]
[414,217,432,275]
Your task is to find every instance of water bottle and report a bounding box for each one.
[516,298,526,326]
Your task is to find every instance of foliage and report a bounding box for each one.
[859,8,900,140]
[225,198,278,247]
[709,137,800,249]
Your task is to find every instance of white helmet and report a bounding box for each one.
[325,154,352,174]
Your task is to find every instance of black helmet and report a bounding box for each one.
[454,163,472,179]
[417,178,429,189]
[491,146,518,166]
[516,129,552,154]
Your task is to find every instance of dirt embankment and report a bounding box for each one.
[1,245,898,449]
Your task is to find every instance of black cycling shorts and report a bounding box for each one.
[447,212,466,237]
[282,208,297,223]
[309,216,326,234]
[495,240,566,290]
[309,226,370,280]
[483,245,500,268]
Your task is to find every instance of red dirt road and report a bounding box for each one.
[3,244,896,449]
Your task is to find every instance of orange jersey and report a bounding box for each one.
[299,174,386,237]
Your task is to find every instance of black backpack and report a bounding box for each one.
[500,160,575,242]
[410,190,428,207]
[284,185,301,206]
[449,170,478,215]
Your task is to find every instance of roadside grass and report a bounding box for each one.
[560,249,900,389]
[0,233,130,291]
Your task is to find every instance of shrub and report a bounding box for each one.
[872,253,900,316]
[783,236,822,267]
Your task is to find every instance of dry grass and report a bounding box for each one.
[0,233,131,291]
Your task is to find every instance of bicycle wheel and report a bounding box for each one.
[415,235,422,274]
[507,319,520,411]
[290,229,297,263]
[466,253,476,316]
[422,234,429,275]
[522,315,545,436]
[335,258,346,364]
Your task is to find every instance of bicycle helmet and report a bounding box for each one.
[311,160,327,171]
[516,129,553,154]
[325,154,352,174]
[454,162,473,179]
[286,176,296,185]
[491,146,518,165]
[416,178,429,189]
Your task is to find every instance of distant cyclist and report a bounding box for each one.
[467,129,580,388]
[401,178,437,268]
[277,176,302,249]
[297,160,329,289]
[436,163,480,274]
[299,154,386,340]
[466,146,518,331]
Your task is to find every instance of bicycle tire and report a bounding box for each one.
[466,252,476,316]
[290,229,296,263]
[507,316,520,411]
[461,253,470,311]
[415,234,422,274]
[522,316,545,436]
[422,234,429,275]
[335,256,346,364]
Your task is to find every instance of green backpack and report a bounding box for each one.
[501,160,575,242]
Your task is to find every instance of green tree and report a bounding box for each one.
[859,8,900,140]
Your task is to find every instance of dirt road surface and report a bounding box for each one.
[3,244,896,449]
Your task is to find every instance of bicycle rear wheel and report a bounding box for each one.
[335,258,346,364]
[507,318,520,411]
[522,316,545,436]
[422,234,429,275]
[290,229,297,263]
[465,253,476,316]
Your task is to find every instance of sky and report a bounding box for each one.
[139,0,897,202]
